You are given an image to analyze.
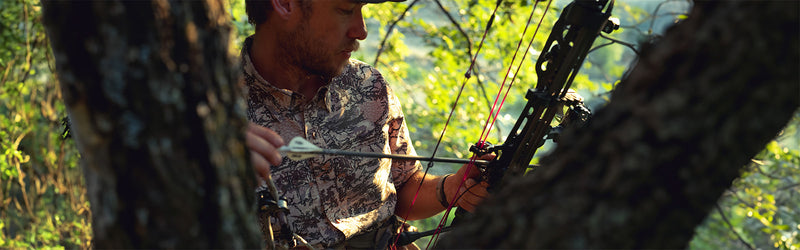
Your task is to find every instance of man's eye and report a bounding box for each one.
[339,8,354,15]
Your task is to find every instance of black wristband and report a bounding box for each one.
[437,174,453,208]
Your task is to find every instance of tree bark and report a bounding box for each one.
[441,0,799,248]
[42,0,261,248]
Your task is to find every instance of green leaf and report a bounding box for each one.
[766,141,781,156]
[442,35,454,50]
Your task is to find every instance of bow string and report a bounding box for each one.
[388,0,561,247]
[391,0,620,248]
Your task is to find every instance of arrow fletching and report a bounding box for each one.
[279,137,323,160]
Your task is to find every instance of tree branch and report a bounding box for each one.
[433,0,474,57]
[754,163,784,180]
[432,0,497,114]
[715,203,755,250]
[590,34,640,56]
[727,189,756,208]
[780,182,800,191]
[373,0,420,66]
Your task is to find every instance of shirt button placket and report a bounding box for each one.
[302,107,325,230]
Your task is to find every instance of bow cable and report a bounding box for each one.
[391,0,506,248]
[479,0,555,146]
[430,0,555,247]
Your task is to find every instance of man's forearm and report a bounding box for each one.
[395,170,448,221]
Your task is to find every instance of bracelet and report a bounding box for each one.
[437,174,453,208]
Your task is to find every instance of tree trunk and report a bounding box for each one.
[42,0,261,248]
[441,0,799,248]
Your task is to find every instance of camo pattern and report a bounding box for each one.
[241,37,420,247]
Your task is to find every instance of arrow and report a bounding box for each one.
[278,137,492,166]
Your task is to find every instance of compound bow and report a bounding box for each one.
[396,0,620,246]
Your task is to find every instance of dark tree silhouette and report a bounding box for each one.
[440,0,799,248]
[42,0,261,248]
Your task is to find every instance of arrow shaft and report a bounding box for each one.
[322,149,489,165]
[278,137,539,168]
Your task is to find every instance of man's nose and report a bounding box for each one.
[347,10,367,40]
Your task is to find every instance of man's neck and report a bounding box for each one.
[250,33,326,102]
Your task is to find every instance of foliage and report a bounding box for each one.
[360,0,558,163]
[227,0,255,54]
[0,0,90,248]
[357,1,564,244]
[1,0,796,248]
[357,0,799,248]
[690,113,800,250]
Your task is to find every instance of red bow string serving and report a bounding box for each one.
[391,0,557,248]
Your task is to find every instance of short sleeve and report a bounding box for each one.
[385,85,422,190]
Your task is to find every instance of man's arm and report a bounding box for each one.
[395,154,492,221]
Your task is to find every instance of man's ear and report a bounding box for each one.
[271,0,297,20]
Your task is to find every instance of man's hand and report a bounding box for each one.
[445,154,495,212]
[246,122,285,182]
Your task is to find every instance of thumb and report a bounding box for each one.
[463,153,495,178]
[456,162,480,179]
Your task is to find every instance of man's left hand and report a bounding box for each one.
[445,154,494,212]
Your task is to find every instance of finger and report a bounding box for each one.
[459,162,482,179]
[457,192,482,211]
[247,131,283,166]
[459,198,480,212]
[251,150,271,181]
[457,198,477,212]
[477,153,496,161]
[454,156,481,180]
[464,179,489,198]
[463,154,495,179]
[460,179,487,204]
[454,182,488,212]
[248,122,285,147]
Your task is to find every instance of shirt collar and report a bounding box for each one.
[241,36,334,112]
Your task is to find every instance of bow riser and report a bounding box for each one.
[487,0,618,190]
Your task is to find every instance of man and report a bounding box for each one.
[243,0,491,248]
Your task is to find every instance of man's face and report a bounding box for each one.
[279,0,367,79]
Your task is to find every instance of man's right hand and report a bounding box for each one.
[246,122,285,182]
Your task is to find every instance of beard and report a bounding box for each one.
[279,20,360,80]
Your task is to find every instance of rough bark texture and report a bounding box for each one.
[441,0,799,248]
[42,0,261,248]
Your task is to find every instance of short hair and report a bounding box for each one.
[245,0,272,26]
[245,0,312,26]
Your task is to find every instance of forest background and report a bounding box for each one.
[1,0,797,248]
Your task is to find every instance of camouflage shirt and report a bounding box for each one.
[241,37,421,247]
